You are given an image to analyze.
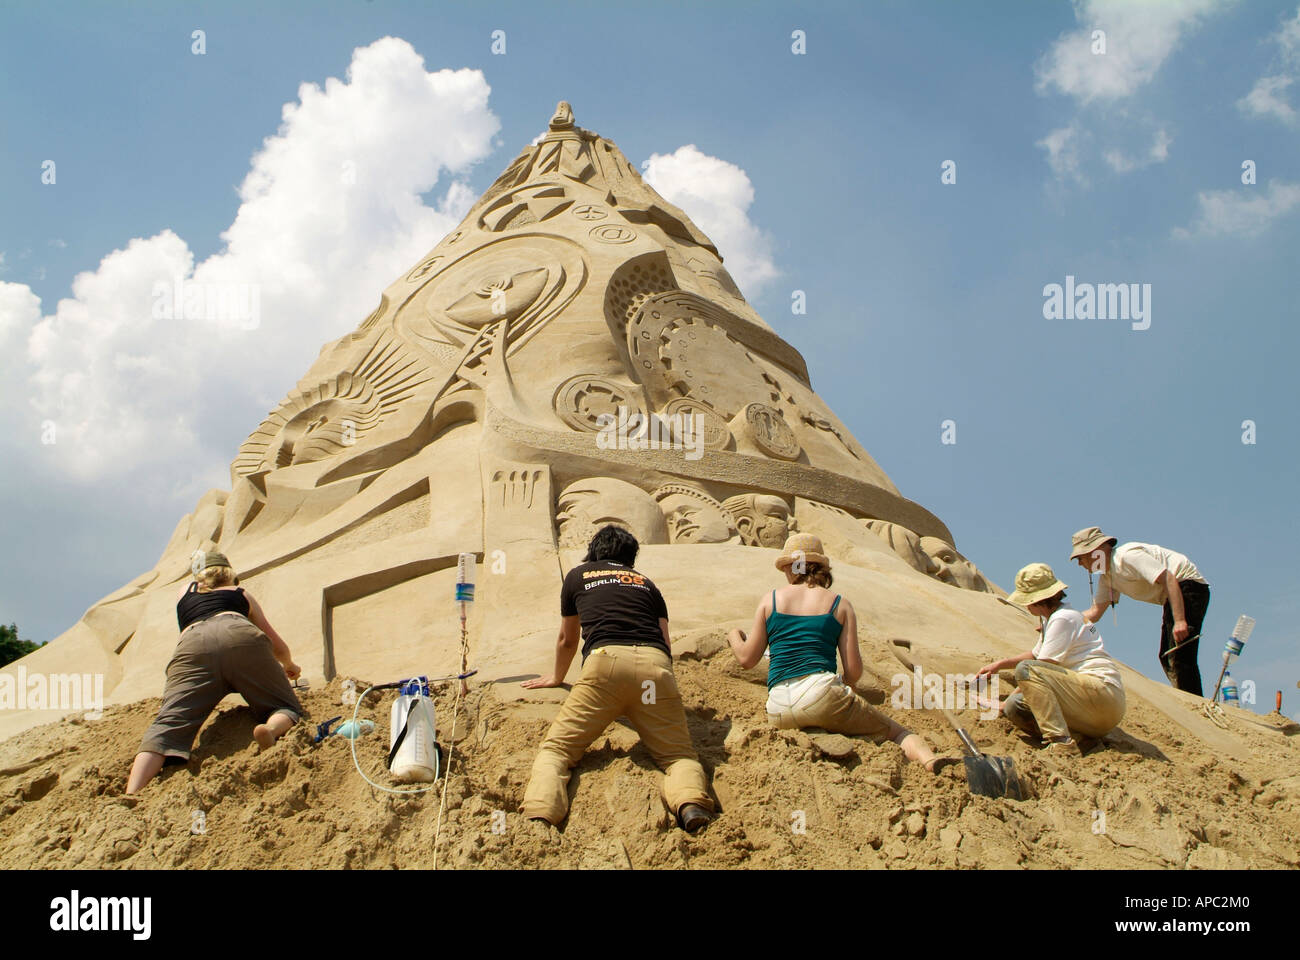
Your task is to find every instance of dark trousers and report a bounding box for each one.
[1159,580,1210,696]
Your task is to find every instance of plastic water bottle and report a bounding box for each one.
[456,552,475,605]
[389,677,438,782]
[1221,672,1239,705]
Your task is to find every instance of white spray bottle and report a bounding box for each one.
[388,676,438,782]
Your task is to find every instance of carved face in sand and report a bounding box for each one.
[919,536,990,592]
[556,478,668,549]
[862,519,930,573]
[723,494,792,548]
[654,485,736,544]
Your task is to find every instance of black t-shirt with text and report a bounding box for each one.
[559,560,670,659]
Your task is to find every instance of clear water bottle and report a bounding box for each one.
[1221,671,1239,705]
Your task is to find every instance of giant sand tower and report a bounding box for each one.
[10,103,1214,747]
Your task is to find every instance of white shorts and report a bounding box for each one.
[765,671,895,738]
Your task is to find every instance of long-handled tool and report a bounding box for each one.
[889,639,1024,801]
[1158,632,1201,666]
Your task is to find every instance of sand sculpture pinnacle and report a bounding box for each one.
[548,99,574,132]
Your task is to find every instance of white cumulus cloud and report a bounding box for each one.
[641,144,778,296]
[1173,179,1300,237]
[1036,0,1230,103]
[0,280,41,376]
[0,37,499,486]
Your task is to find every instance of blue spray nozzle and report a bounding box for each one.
[398,676,431,698]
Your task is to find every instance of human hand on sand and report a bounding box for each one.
[522,675,562,689]
[976,661,1000,678]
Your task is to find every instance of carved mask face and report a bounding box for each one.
[750,495,791,548]
[862,520,929,573]
[556,478,667,548]
[657,494,734,544]
[919,536,987,591]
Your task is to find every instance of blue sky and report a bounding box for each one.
[2,1,1298,717]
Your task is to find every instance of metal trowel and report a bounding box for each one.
[889,638,1025,801]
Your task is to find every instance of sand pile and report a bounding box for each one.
[1,630,1296,871]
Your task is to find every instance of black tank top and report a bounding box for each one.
[176,583,250,632]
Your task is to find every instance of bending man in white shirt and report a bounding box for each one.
[1069,526,1210,696]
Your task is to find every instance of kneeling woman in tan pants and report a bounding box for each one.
[727,534,943,773]
[979,563,1125,756]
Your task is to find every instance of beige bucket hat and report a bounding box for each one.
[1007,562,1068,606]
[775,533,830,572]
[1069,526,1116,560]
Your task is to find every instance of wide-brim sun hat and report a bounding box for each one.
[1007,562,1068,606]
[775,533,830,572]
[1069,526,1116,560]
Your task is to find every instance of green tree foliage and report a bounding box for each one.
[0,623,39,668]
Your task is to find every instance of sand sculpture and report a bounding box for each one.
[653,482,738,544]
[556,477,667,549]
[861,520,997,594]
[721,494,792,548]
[7,102,1214,750]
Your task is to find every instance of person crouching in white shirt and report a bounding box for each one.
[977,563,1125,757]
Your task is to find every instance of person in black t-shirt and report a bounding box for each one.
[520,525,713,832]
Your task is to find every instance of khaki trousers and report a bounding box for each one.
[1003,659,1125,742]
[140,613,302,761]
[520,644,712,825]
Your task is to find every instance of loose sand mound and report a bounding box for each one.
[2,633,1297,870]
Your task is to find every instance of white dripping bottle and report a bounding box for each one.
[389,677,438,782]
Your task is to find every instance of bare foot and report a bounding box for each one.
[253,724,276,749]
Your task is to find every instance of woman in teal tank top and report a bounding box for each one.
[765,589,843,688]
[725,534,945,774]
